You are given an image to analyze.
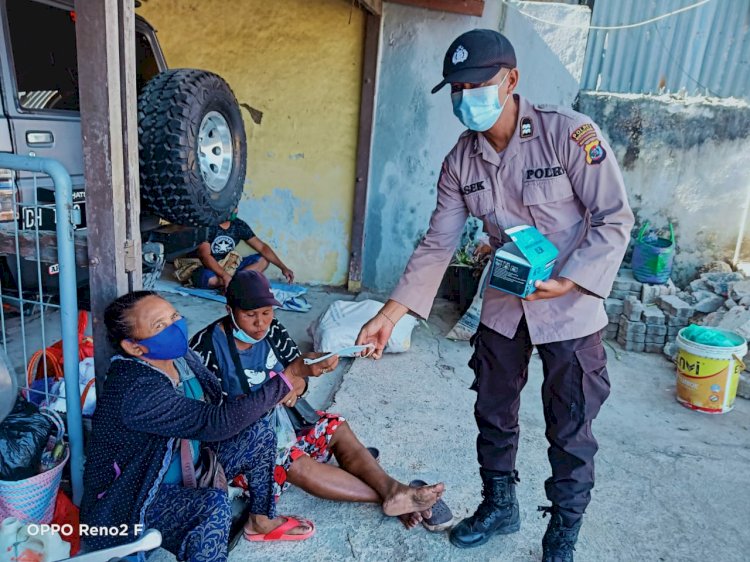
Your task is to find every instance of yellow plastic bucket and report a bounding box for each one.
[675,328,747,414]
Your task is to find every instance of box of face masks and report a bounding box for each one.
[488,225,559,298]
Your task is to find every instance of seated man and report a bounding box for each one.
[193,209,294,289]
[190,270,454,534]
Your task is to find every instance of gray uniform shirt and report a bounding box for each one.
[391,95,635,344]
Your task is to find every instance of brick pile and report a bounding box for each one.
[605,267,679,354]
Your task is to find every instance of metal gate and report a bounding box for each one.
[0,153,84,504]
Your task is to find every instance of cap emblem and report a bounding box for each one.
[452,45,469,65]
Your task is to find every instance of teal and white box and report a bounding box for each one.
[488,225,559,298]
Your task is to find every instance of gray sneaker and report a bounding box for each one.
[410,479,455,532]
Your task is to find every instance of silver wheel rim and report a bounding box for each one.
[198,111,233,192]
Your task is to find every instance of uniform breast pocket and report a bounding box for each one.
[522,179,584,234]
[463,188,494,218]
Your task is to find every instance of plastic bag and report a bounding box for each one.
[310,300,419,353]
[48,358,97,417]
[270,405,297,454]
[447,263,490,341]
[680,325,739,348]
[631,222,675,284]
[52,490,81,555]
[0,396,53,481]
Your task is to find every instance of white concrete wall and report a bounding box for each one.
[577,91,750,284]
[504,0,591,107]
[363,0,591,290]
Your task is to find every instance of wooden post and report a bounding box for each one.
[75,0,142,388]
[387,0,485,17]
[348,11,381,292]
[356,0,383,15]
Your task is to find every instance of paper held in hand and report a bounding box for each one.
[303,344,376,365]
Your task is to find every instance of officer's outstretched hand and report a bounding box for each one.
[525,277,577,301]
[356,315,392,360]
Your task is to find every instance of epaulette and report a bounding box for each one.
[534,103,579,121]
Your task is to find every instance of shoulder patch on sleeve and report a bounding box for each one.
[570,123,607,165]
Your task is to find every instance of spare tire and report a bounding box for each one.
[138,69,246,226]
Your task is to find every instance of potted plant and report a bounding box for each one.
[438,241,491,312]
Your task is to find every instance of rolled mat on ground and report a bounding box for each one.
[155,279,312,312]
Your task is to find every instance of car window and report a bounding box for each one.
[7,1,80,111]
[6,1,160,113]
[136,31,160,93]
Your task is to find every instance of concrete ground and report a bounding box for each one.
[5,285,749,561]
[222,300,750,562]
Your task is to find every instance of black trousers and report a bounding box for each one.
[469,319,611,517]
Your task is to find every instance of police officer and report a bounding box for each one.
[356,29,634,561]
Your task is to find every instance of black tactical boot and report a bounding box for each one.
[449,469,520,549]
[539,506,583,562]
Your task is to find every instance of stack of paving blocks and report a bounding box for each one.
[605,269,678,350]
[617,296,646,351]
[642,306,667,353]
[641,278,678,305]
[657,295,695,342]
[604,298,623,340]
[610,269,642,301]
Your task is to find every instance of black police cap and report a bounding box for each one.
[432,29,517,94]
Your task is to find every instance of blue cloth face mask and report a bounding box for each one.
[451,73,510,132]
[136,317,188,360]
[231,311,268,345]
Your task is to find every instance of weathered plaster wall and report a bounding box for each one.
[138,0,364,285]
[363,0,591,291]
[502,0,590,106]
[577,92,750,284]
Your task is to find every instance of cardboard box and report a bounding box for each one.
[488,225,559,298]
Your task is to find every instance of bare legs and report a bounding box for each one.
[285,422,443,527]
[206,257,269,288]
[245,257,269,273]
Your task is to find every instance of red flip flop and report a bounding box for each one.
[244,516,316,542]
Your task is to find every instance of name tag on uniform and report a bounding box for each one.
[489,225,559,298]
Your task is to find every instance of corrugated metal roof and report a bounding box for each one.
[581,0,750,98]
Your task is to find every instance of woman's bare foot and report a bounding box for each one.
[398,512,422,530]
[244,514,312,537]
[397,508,434,530]
[382,482,444,517]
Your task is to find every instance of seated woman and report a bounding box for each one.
[80,291,321,562]
[190,270,452,532]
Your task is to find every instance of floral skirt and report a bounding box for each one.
[274,411,345,498]
[231,411,345,500]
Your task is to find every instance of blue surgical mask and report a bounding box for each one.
[230,311,268,345]
[451,73,510,132]
[136,318,188,360]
